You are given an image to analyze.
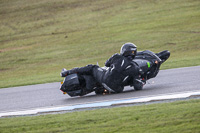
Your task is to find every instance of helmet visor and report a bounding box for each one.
[131,48,137,55]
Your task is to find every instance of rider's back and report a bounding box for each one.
[103,53,139,92]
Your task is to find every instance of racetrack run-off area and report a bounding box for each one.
[1,91,200,117]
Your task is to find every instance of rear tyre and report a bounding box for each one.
[95,87,109,95]
[95,89,103,95]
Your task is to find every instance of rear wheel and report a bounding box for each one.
[95,89,103,95]
[95,87,109,95]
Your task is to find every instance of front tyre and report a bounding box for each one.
[133,84,143,91]
[133,79,144,91]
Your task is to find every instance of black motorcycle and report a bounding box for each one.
[60,50,170,97]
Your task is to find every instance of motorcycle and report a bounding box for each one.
[60,50,170,97]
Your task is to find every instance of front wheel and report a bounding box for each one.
[133,78,145,91]
[133,81,144,91]
[134,87,143,91]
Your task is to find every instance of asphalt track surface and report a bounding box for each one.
[0,66,200,113]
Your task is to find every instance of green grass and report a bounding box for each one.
[0,0,200,88]
[0,99,199,133]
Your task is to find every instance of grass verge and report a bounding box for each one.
[0,0,200,88]
[0,99,200,133]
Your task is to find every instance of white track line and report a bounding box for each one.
[1,91,200,117]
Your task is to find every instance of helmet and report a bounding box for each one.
[120,42,137,58]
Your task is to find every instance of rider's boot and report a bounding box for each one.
[60,68,79,77]
[60,65,97,77]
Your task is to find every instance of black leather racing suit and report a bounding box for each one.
[66,53,140,93]
[103,53,140,92]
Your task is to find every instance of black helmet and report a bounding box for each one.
[120,43,137,58]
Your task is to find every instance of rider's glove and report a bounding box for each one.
[139,69,144,75]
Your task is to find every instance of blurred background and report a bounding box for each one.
[0,0,199,88]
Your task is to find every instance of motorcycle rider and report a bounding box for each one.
[61,43,143,93]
